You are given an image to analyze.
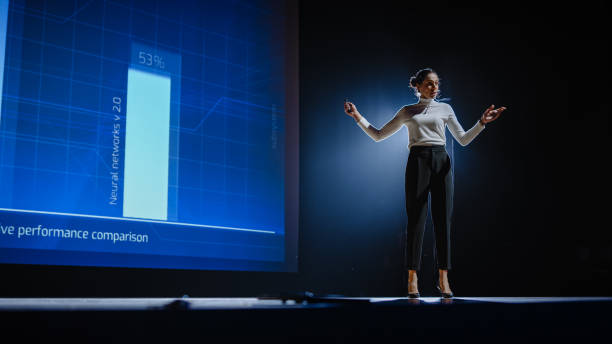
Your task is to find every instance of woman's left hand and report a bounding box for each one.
[480,104,506,125]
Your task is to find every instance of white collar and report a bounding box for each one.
[418,97,435,104]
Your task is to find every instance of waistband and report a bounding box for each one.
[409,144,446,152]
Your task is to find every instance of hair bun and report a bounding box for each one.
[409,76,417,87]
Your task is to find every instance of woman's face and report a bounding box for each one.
[416,73,439,99]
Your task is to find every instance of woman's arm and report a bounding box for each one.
[447,103,506,146]
[446,104,486,146]
[345,102,405,142]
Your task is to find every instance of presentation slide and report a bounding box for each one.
[0,0,298,272]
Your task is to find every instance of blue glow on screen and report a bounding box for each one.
[0,0,290,272]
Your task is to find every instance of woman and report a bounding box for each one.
[344,68,505,298]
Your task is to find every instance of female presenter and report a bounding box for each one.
[344,68,505,298]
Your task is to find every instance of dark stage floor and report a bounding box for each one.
[1,297,610,342]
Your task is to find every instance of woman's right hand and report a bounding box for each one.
[344,101,361,121]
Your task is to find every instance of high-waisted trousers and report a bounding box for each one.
[405,144,453,271]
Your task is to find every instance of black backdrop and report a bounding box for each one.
[298,0,610,297]
[1,0,610,297]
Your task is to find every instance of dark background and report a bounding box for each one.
[1,0,610,297]
[298,0,610,297]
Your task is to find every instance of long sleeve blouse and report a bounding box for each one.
[356,97,485,149]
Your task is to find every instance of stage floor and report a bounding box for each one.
[1,297,610,342]
[1,296,611,310]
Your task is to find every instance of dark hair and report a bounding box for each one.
[409,68,436,88]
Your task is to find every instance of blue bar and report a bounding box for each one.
[123,68,171,220]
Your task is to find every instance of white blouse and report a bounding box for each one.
[356,97,485,149]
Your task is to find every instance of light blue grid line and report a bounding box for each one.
[94,0,106,208]
[31,0,47,207]
[64,0,77,201]
[58,0,93,24]
[175,2,184,220]
[199,18,205,213]
[0,0,9,126]
[0,207,277,234]
[245,37,250,220]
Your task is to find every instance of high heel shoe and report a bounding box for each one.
[436,285,454,299]
[408,292,420,299]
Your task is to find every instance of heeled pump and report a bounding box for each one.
[436,285,453,299]
[408,292,420,299]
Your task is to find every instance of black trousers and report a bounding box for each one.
[405,144,453,271]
